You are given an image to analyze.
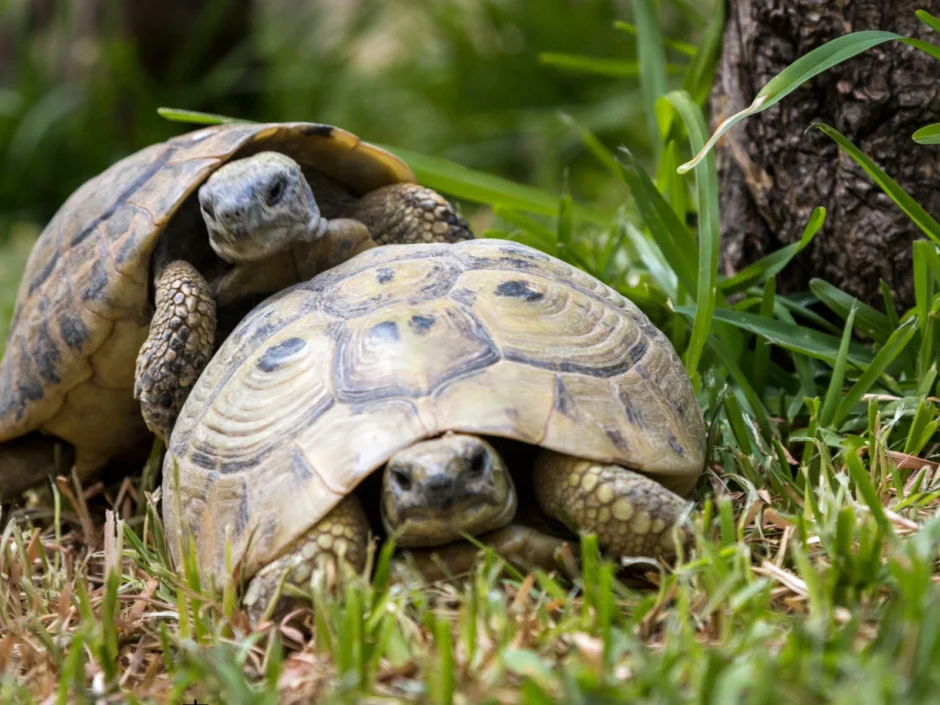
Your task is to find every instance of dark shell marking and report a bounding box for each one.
[257,337,307,373]
[409,314,436,334]
[495,279,544,301]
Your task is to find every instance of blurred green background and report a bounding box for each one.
[0,0,715,343]
[0,4,713,215]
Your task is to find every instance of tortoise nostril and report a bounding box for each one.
[219,206,244,224]
[391,467,412,492]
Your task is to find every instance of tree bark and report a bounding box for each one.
[711,0,940,311]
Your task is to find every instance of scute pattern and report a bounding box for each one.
[0,122,415,474]
[165,239,706,584]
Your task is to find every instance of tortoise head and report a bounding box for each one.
[381,434,517,547]
[198,151,326,264]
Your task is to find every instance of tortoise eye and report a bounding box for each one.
[468,449,487,477]
[201,201,216,220]
[265,177,286,207]
[391,467,412,491]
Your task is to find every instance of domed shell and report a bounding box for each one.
[0,122,413,470]
[164,239,705,583]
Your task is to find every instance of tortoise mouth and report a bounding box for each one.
[386,493,518,548]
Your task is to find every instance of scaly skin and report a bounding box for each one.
[532,449,691,559]
[134,261,216,443]
[242,495,370,624]
[346,184,473,246]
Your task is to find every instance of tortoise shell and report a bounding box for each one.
[0,123,413,472]
[164,239,706,584]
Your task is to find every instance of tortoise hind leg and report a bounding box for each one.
[532,450,692,560]
[134,260,216,443]
[243,494,370,624]
[344,184,473,245]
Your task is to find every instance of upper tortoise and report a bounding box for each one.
[162,239,706,622]
[0,122,471,499]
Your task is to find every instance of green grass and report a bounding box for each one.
[2,1,940,702]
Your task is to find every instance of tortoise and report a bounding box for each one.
[0,122,471,499]
[162,238,706,622]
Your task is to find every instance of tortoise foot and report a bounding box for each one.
[134,260,216,443]
[345,183,473,245]
[533,450,692,560]
[242,494,369,625]
[392,523,577,583]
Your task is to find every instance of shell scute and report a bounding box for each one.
[465,268,641,378]
[322,254,462,319]
[333,298,500,404]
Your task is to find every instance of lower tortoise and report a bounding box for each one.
[162,239,706,622]
[0,122,470,499]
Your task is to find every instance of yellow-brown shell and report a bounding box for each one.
[164,239,706,584]
[0,123,413,471]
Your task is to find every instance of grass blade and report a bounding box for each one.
[558,113,620,178]
[902,37,940,61]
[919,9,940,34]
[913,123,940,145]
[683,307,874,366]
[831,318,917,428]
[843,437,891,534]
[157,107,251,125]
[537,54,642,77]
[386,146,608,227]
[663,91,720,376]
[809,279,893,343]
[633,0,668,158]
[913,240,937,380]
[619,220,678,297]
[820,306,856,429]
[706,334,773,438]
[776,305,819,404]
[493,207,558,250]
[678,31,901,173]
[812,123,940,245]
[677,0,725,106]
[613,20,697,56]
[538,53,684,77]
[618,150,697,296]
[657,139,689,220]
[719,207,825,294]
[753,278,776,396]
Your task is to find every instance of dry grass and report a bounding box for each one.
[1,411,939,703]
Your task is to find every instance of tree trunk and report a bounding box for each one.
[711,0,940,311]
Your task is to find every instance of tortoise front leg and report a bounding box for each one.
[532,450,692,560]
[392,524,577,583]
[242,494,370,625]
[345,184,473,245]
[134,260,216,443]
